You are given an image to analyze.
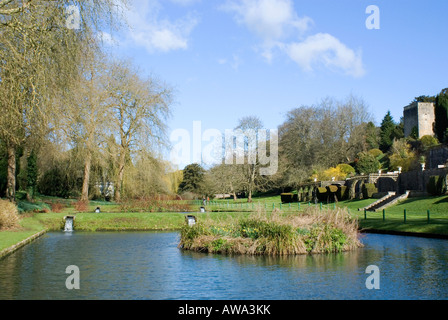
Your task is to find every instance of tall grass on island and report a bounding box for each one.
[179,207,363,255]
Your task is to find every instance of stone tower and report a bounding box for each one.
[403,102,435,138]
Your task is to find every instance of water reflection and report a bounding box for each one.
[0,232,447,300]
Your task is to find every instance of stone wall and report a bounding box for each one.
[297,166,448,198]
[428,145,448,169]
[377,177,398,193]
[397,168,446,194]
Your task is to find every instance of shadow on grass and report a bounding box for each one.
[359,218,448,237]
[434,196,448,204]
[388,196,448,211]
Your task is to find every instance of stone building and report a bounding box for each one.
[403,102,435,138]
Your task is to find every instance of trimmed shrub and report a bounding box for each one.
[281,193,294,203]
[302,187,311,202]
[297,188,303,202]
[0,199,19,230]
[292,194,298,202]
[438,174,447,196]
[337,186,348,200]
[326,185,338,194]
[427,176,439,196]
[362,183,378,199]
[323,185,340,202]
[316,187,328,202]
[427,175,447,196]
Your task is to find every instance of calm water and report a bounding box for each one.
[0,231,447,300]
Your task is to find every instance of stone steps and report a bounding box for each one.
[359,192,396,212]
[359,191,410,212]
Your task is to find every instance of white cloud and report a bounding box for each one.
[224,0,312,41]
[123,0,199,53]
[285,33,365,78]
[223,0,365,78]
[222,0,312,63]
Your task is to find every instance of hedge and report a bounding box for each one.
[337,186,348,201]
[281,193,294,203]
[292,194,298,202]
[362,183,378,199]
[427,176,439,196]
[316,187,327,202]
[427,175,447,196]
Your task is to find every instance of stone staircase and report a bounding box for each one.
[359,191,410,212]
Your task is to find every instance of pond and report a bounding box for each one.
[0,231,447,300]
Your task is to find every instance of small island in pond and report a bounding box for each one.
[178,207,363,255]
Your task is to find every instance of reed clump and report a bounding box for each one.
[0,199,20,230]
[179,207,363,255]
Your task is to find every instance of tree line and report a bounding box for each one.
[179,90,448,202]
[2,2,447,204]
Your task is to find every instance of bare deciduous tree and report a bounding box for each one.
[278,95,372,187]
[58,51,112,202]
[0,0,127,201]
[107,60,173,202]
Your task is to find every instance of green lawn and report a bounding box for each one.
[34,211,253,232]
[0,215,48,252]
[207,195,448,236]
[354,196,448,236]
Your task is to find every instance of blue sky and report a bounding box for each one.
[102,0,448,167]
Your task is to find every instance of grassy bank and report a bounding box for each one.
[349,196,448,237]
[0,210,253,252]
[0,215,48,252]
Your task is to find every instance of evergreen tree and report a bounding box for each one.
[393,117,405,140]
[178,163,206,196]
[434,88,448,143]
[356,152,381,174]
[26,150,38,200]
[365,122,380,150]
[414,95,436,103]
[379,111,396,153]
